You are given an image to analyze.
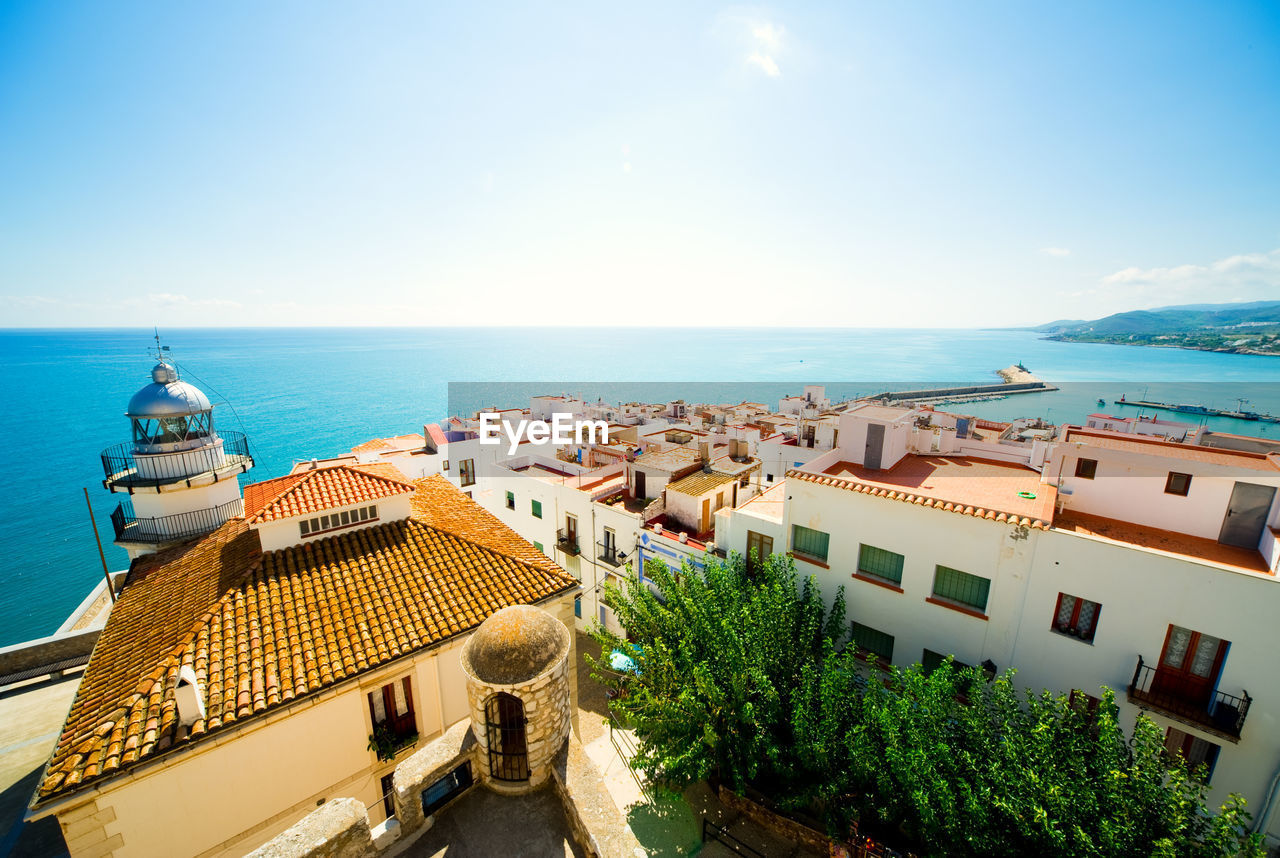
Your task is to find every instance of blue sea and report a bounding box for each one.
[2,327,1279,646]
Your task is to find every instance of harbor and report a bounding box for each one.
[1112,395,1280,424]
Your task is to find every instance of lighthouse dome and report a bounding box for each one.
[126,363,212,418]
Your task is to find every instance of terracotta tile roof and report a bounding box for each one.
[1061,427,1280,471]
[667,470,738,497]
[35,476,577,805]
[244,463,416,523]
[351,437,393,453]
[790,456,1055,530]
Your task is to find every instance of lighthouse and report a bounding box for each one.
[100,344,254,558]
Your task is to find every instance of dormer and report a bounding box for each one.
[243,463,417,552]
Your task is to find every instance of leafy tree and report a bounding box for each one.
[590,549,844,792]
[593,551,1263,858]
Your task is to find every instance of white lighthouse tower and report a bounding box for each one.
[101,342,254,559]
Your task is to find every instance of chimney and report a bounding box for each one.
[423,424,437,454]
[175,665,206,728]
[699,442,711,468]
[310,458,318,470]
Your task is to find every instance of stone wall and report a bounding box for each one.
[0,628,100,684]
[551,736,643,858]
[718,786,831,855]
[391,719,479,834]
[244,798,376,858]
[464,651,572,792]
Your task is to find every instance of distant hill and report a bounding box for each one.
[1034,301,1280,336]
[1032,301,1280,356]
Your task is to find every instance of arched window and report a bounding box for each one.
[485,693,529,781]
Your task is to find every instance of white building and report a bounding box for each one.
[717,404,1280,847]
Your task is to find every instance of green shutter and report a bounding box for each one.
[791,525,830,562]
[857,544,904,584]
[851,622,894,662]
[531,500,542,518]
[932,566,990,611]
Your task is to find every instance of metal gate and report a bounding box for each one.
[485,693,529,781]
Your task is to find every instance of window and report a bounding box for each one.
[531,499,543,519]
[367,676,417,758]
[1165,472,1192,496]
[459,459,476,487]
[766,473,774,483]
[1052,593,1101,642]
[791,525,830,563]
[574,597,582,618]
[931,566,991,613]
[1074,458,1098,479]
[1070,689,1102,719]
[300,506,378,538]
[922,649,972,676]
[851,622,894,665]
[746,531,774,571]
[443,460,450,472]
[1164,728,1220,783]
[505,491,515,510]
[857,544,904,585]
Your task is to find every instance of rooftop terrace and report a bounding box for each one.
[798,455,1056,527]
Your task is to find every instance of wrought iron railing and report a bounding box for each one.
[1128,655,1250,740]
[556,528,580,556]
[111,497,245,544]
[101,430,252,485]
[596,542,623,567]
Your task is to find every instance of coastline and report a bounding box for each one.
[1042,335,1280,357]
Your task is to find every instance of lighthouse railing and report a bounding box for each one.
[101,430,252,485]
[110,497,246,544]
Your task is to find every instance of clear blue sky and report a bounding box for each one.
[1,2,1277,327]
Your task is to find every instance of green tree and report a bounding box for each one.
[590,550,844,792]
[595,551,1263,858]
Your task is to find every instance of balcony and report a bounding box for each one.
[597,543,624,567]
[1128,656,1251,742]
[110,497,245,545]
[556,529,580,556]
[101,430,253,489]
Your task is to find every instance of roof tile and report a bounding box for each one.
[36,475,576,805]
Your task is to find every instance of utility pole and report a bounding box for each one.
[83,487,116,603]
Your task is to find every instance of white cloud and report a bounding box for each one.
[1101,248,1280,290]
[718,13,785,78]
[748,52,781,78]
[1040,247,1071,257]
[752,22,784,52]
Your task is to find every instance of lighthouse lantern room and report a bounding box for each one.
[101,344,254,558]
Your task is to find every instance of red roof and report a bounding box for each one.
[244,463,416,523]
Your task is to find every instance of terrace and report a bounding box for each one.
[1054,511,1272,576]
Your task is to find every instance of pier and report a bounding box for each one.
[874,366,1057,405]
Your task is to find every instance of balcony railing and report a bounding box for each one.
[597,543,623,567]
[101,431,253,487]
[1128,656,1251,741]
[556,529,580,556]
[111,497,245,545]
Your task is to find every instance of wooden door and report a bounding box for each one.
[700,498,711,532]
[1153,625,1226,708]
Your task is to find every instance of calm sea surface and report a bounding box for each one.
[2,326,1279,646]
